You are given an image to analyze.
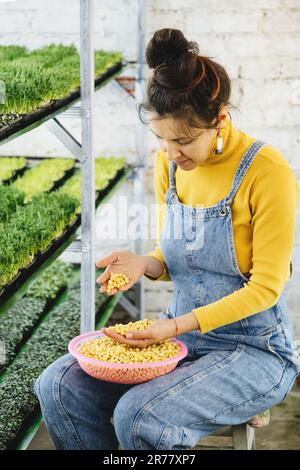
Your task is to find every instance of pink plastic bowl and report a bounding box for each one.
[68,328,188,384]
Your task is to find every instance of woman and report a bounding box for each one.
[35,29,300,450]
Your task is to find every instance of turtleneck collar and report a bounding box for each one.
[197,116,245,166]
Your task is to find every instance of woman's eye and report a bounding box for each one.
[179,141,192,146]
[156,135,193,145]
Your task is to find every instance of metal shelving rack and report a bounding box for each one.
[79,0,96,333]
[0,0,148,449]
[0,0,148,328]
[112,0,148,319]
[75,0,147,326]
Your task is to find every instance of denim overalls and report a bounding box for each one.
[160,140,300,370]
[34,141,300,450]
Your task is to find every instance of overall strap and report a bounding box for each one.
[168,160,177,191]
[226,140,266,206]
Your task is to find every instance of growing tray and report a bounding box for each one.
[0,165,133,316]
[0,216,81,313]
[0,268,81,450]
[95,166,126,203]
[0,60,125,145]
[3,164,75,194]
[1,165,28,185]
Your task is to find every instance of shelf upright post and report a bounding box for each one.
[80,0,95,333]
[133,0,147,319]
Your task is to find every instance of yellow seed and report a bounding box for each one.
[106,272,130,294]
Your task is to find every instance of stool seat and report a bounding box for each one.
[194,423,257,450]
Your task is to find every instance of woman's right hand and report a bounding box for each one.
[95,251,147,295]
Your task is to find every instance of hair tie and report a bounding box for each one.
[153,56,206,93]
[177,56,206,92]
[153,62,166,82]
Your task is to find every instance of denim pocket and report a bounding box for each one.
[240,305,283,337]
[257,321,283,338]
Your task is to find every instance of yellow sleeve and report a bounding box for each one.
[193,162,299,334]
[144,149,171,282]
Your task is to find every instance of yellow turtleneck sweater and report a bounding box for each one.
[146,117,299,334]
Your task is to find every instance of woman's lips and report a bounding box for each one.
[175,157,189,165]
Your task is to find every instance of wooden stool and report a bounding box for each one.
[194,424,256,450]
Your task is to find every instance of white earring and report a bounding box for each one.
[215,130,223,155]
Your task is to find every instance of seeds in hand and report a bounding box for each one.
[106,272,129,294]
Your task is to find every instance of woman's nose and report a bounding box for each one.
[165,144,182,161]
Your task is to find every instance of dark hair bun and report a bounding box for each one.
[145,28,199,69]
[140,28,231,124]
[146,29,202,91]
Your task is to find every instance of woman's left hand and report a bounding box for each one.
[102,318,177,348]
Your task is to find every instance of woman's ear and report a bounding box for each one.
[217,106,229,128]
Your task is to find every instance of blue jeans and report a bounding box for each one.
[34,339,297,450]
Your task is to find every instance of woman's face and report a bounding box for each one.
[149,113,226,170]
